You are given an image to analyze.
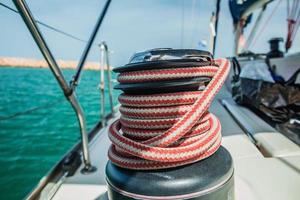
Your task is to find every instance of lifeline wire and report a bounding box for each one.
[108,58,230,170]
[0,98,64,121]
[0,2,88,43]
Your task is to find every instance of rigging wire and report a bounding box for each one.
[286,0,300,52]
[0,86,102,121]
[0,2,88,43]
[0,98,65,121]
[243,5,267,51]
[249,0,283,49]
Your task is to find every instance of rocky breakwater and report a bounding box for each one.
[0,57,107,70]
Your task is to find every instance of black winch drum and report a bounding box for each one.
[106,146,234,200]
[106,49,235,200]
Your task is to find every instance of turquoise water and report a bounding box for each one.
[0,67,119,199]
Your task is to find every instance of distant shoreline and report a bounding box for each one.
[0,57,107,70]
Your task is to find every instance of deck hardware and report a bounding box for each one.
[62,151,82,177]
[106,49,234,199]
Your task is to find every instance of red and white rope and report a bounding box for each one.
[108,59,230,170]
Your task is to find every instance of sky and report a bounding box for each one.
[0,0,299,67]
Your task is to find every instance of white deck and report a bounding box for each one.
[48,87,300,200]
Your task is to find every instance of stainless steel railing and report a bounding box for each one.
[99,42,114,126]
[13,0,112,174]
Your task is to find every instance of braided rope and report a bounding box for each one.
[108,59,230,170]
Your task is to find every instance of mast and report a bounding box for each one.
[212,0,221,56]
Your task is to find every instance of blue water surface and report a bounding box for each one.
[0,67,119,199]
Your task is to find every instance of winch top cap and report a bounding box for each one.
[129,48,213,63]
[113,48,213,73]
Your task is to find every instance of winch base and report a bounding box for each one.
[106,146,234,200]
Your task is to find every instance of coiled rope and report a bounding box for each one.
[108,58,230,170]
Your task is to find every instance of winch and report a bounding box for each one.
[106,48,234,200]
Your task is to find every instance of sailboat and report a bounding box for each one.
[9,0,300,199]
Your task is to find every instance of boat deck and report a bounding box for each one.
[46,86,300,200]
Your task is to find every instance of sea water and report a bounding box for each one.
[0,67,120,199]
